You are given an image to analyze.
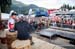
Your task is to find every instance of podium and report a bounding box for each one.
[11,40,31,49]
[6,31,17,49]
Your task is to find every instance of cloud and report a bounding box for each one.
[16,0,75,9]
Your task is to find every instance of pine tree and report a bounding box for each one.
[0,0,12,12]
[73,6,75,9]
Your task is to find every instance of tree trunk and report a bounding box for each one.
[0,6,1,21]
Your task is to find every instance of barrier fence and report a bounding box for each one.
[50,23,75,29]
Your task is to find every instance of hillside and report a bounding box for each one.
[10,0,47,14]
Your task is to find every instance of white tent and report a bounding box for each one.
[68,9,75,14]
[1,13,10,20]
[70,9,75,12]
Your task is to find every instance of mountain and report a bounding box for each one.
[12,0,27,7]
[10,0,47,15]
[27,4,39,9]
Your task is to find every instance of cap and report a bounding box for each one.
[11,12,17,16]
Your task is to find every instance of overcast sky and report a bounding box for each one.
[16,0,75,9]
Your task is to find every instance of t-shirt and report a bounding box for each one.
[8,18,15,30]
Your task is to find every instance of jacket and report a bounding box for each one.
[14,21,33,40]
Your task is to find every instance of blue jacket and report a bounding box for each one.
[14,21,33,40]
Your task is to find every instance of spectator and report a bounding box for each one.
[0,21,4,30]
[8,11,17,32]
[14,16,34,45]
[72,20,75,29]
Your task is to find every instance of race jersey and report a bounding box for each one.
[8,18,15,30]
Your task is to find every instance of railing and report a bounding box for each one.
[50,23,75,29]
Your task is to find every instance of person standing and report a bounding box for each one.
[72,20,75,29]
[14,16,34,45]
[8,12,17,32]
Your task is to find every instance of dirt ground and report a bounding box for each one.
[31,33,75,49]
